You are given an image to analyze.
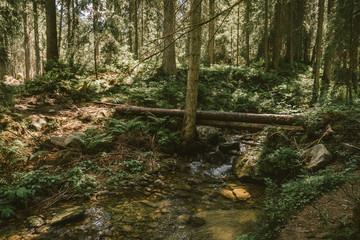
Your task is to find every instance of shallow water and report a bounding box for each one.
[0,137,264,240]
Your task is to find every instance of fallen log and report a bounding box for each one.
[197,120,304,131]
[115,105,302,125]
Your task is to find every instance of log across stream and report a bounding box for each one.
[115,105,304,131]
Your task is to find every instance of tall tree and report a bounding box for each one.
[23,0,31,80]
[272,0,283,69]
[320,0,335,100]
[285,0,294,67]
[245,0,251,66]
[208,0,215,66]
[311,0,325,103]
[93,0,100,79]
[162,0,177,75]
[132,0,139,59]
[33,0,41,76]
[45,0,59,62]
[58,0,64,57]
[348,1,359,98]
[264,0,269,71]
[236,4,240,66]
[182,0,202,148]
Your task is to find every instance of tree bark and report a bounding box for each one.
[93,0,100,79]
[0,35,8,79]
[349,3,359,98]
[264,0,269,71]
[208,0,215,66]
[23,0,31,80]
[133,0,139,59]
[285,1,294,67]
[197,120,303,131]
[162,0,177,75]
[45,0,59,62]
[236,4,240,66]
[66,0,72,61]
[33,0,41,76]
[115,105,301,125]
[312,0,325,103]
[58,0,64,57]
[182,0,202,148]
[272,1,283,69]
[245,0,250,66]
[320,0,335,100]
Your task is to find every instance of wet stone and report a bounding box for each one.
[50,206,86,226]
[187,215,206,227]
[219,141,241,154]
[26,215,45,228]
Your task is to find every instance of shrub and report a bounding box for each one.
[258,147,303,181]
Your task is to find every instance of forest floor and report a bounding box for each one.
[2,95,358,239]
[279,181,360,240]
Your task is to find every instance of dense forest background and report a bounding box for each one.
[0,0,359,102]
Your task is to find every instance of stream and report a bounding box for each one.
[0,131,265,240]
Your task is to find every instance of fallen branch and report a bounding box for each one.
[197,119,303,131]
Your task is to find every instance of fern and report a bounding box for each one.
[0,205,15,218]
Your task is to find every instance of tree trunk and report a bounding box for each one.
[236,4,240,66]
[115,105,301,125]
[58,0,64,57]
[285,1,294,67]
[208,0,215,66]
[45,0,59,62]
[162,0,177,75]
[133,0,139,59]
[182,0,202,148]
[272,1,283,69]
[93,0,100,79]
[23,0,31,80]
[197,120,303,131]
[312,0,325,103]
[293,0,305,62]
[349,3,359,98]
[0,36,8,79]
[320,0,335,100]
[33,0,41,76]
[245,0,250,66]
[69,0,78,66]
[264,0,269,71]
[128,2,133,52]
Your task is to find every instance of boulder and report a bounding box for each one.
[31,117,47,131]
[50,206,86,226]
[25,216,45,228]
[63,132,87,147]
[219,189,236,200]
[233,151,263,182]
[219,141,240,153]
[50,136,66,147]
[233,188,250,200]
[302,144,332,170]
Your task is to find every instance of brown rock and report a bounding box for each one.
[219,189,236,200]
[233,188,250,200]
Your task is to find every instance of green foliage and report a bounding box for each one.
[23,60,97,102]
[112,65,310,114]
[258,147,302,181]
[121,158,143,173]
[0,82,13,112]
[258,170,344,239]
[64,167,98,192]
[302,104,360,141]
[0,140,28,164]
[107,117,146,135]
